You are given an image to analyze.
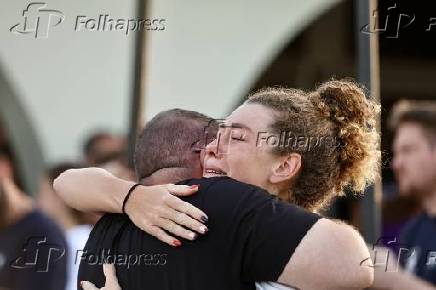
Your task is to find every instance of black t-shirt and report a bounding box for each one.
[78,177,320,290]
[0,209,68,290]
[399,212,436,285]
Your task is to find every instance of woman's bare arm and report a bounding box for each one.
[53,167,208,246]
[278,218,374,290]
[54,167,134,214]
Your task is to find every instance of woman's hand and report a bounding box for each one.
[80,264,121,290]
[125,183,209,247]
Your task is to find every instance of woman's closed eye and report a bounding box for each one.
[230,130,246,141]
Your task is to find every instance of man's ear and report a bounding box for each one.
[270,153,301,184]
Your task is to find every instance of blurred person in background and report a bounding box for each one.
[83,131,126,166]
[95,152,135,182]
[37,162,97,290]
[390,100,436,285]
[0,147,67,290]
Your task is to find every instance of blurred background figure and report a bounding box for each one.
[37,162,98,290]
[82,131,135,181]
[0,147,67,290]
[390,100,436,285]
[83,131,127,167]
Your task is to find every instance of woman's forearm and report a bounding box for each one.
[54,167,207,246]
[53,167,135,214]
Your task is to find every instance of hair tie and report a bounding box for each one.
[122,183,142,214]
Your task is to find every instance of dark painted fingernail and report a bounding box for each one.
[190,232,198,240]
[199,225,208,234]
[173,239,182,247]
[201,215,208,223]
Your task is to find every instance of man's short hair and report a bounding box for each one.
[389,100,436,145]
[134,109,216,180]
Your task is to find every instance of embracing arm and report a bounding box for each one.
[278,218,374,290]
[53,167,134,214]
[53,168,208,245]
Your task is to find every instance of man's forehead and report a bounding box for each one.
[394,123,432,148]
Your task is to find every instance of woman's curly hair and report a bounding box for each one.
[246,79,381,211]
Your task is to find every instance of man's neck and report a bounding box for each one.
[141,168,194,186]
[423,187,436,217]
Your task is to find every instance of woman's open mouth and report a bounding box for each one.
[204,168,227,177]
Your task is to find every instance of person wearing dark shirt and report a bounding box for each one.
[0,209,68,290]
[79,177,319,290]
[390,100,436,286]
[0,151,67,290]
[54,91,372,289]
[400,213,436,285]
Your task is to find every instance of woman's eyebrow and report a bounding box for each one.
[221,122,252,132]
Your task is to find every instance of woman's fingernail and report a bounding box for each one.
[173,239,182,247]
[199,225,208,234]
[189,232,198,240]
[190,184,199,189]
[201,215,208,223]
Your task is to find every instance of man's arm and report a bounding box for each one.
[81,264,122,290]
[278,218,374,290]
[53,168,208,245]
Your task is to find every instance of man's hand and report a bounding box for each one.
[125,183,209,247]
[80,264,121,290]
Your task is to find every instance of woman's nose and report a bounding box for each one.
[205,138,218,156]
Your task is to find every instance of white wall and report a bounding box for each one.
[0,0,340,163]
[0,0,136,163]
[144,0,341,120]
